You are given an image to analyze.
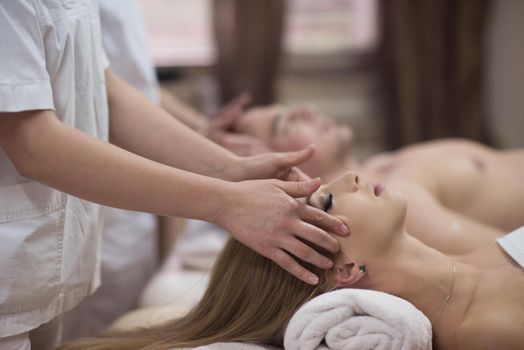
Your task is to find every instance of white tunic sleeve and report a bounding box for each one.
[0,2,54,112]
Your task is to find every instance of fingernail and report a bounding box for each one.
[325,260,334,269]
[341,224,350,234]
[309,178,319,188]
[308,275,319,285]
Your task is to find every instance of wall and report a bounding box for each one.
[486,0,524,147]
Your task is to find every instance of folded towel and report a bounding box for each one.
[284,289,432,350]
[497,226,524,269]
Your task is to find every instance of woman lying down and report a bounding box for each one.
[61,171,524,350]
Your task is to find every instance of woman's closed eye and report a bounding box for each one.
[323,193,333,212]
[306,192,333,212]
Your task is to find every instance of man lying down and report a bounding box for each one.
[61,105,524,349]
[61,170,524,349]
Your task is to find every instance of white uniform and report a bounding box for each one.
[0,0,109,345]
[98,0,160,104]
[62,1,159,339]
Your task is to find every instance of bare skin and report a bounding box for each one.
[0,72,352,286]
[355,140,524,254]
[232,106,524,254]
[115,170,524,349]
[311,171,524,350]
[445,244,524,350]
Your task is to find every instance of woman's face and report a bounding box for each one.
[236,105,353,177]
[309,171,407,259]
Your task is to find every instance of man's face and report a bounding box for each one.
[236,105,354,178]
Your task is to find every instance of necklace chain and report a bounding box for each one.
[434,261,456,324]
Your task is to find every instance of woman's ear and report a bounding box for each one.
[330,262,366,288]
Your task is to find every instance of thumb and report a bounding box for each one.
[210,108,238,130]
[274,177,321,198]
[278,144,315,168]
[287,167,312,182]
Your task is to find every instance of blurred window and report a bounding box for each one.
[285,0,378,56]
[139,0,215,67]
[140,0,377,67]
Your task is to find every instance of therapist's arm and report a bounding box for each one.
[0,110,230,218]
[0,110,348,285]
[107,70,243,181]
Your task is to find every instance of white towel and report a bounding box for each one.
[497,226,524,269]
[284,289,432,350]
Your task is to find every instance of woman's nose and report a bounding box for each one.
[343,171,359,189]
[327,171,360,193]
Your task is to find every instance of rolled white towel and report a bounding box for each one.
[284,289,432,350]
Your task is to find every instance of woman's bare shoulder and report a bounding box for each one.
[456,311,524,350]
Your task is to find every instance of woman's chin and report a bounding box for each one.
[390,191,408,228]
[387,189,407,207]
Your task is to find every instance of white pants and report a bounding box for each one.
[0,316,62,350]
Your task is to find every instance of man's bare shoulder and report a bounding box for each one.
[456,312,524,350]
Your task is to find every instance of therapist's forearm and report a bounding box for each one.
[107,70,237,180]
[0,110,228,222]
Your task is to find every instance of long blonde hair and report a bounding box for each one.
[60,239,334,349]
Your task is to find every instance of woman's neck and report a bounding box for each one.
[363,233,475,327]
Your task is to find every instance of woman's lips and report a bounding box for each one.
[373,182,385,196]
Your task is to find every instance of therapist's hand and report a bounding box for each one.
[227,144,316,182]
[286,166,311,182]
[203,93,270,156]
[207,131,270,157]
[217,177,350,285]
